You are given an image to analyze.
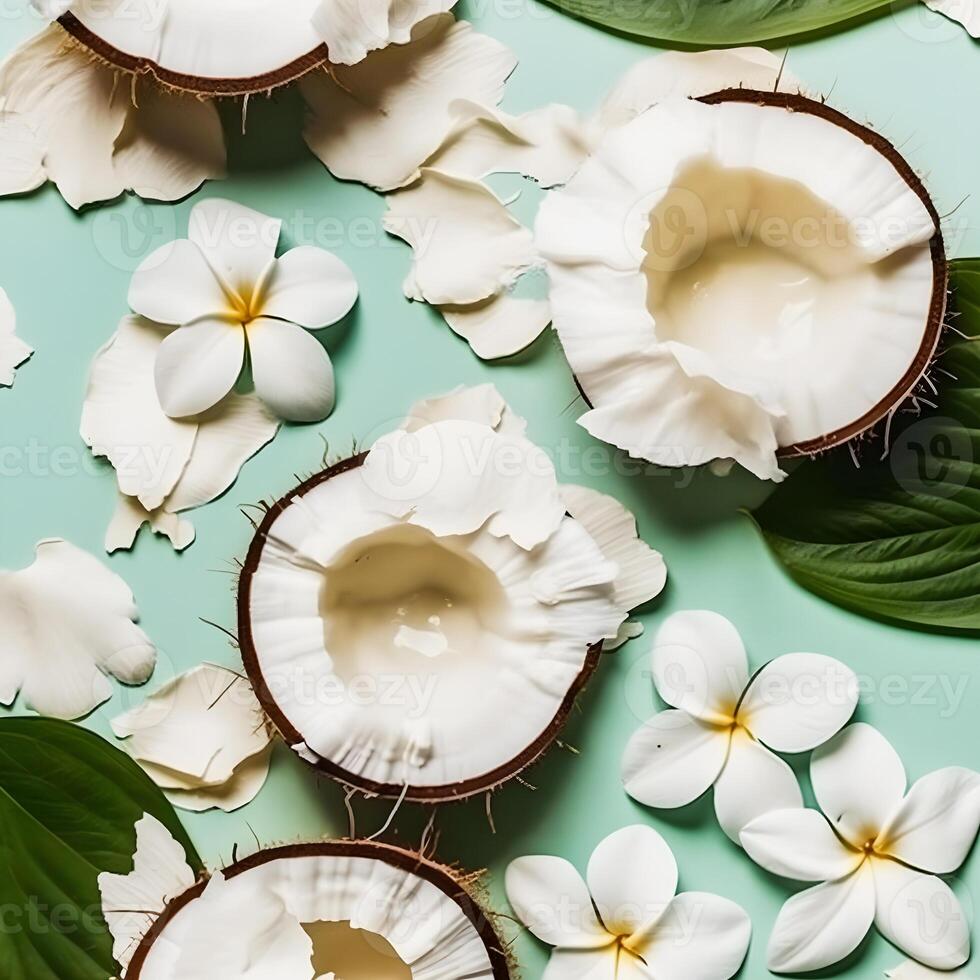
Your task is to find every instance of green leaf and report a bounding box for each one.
[753,259,980,633]
[0,718,203,980]
[544,0,894,46]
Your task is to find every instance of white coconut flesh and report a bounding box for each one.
[58,0,326,94]
[538,92,946,459]
[239,427,627,800]
[127,844,507,979]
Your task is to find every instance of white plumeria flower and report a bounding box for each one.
[506,825,751,980]
[741,723,980,974]
[622,610,859,842]
[130,199,358,423]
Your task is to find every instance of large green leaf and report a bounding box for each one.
[545,0,895,46]
[753,259,980,633]
[0,718,202,980]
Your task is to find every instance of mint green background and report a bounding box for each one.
[1,3,978,977]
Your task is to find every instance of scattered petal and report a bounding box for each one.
[0,27,223,208]
[872,858,970,970]
[361,419,565,549]
[106,492,197,553]
[261,246,358,329]
[622,709,730,809]
[0,287,32,386]
[739,652,859,753]
[713,728,803,843]
[426,99,589,187]
[637,891,751,980]
[154,316,245,419]
[923,0,980,35]
[767,867,876,974]
[740,808,864,882]
[561,484,666,612]
[811,723,907,849]
[112,663,273,812]
[81,316,198,510]
[595,48,802,134]
[174,872,316,980]
[441,293,551,360]
[586,825,678,940]
[162,744,274,813]
[401,381,516,432]
[300,16,516,191]
[246,316,336,423]
[98,813,196,975]
[384,168,537,306]
[0,110,45,196]
[603,619,643,651]
[878,768,980,874]
[651,610,749,726]
[505,855,609,950]
[111,82,226,202]
[0,539,156,719]
[313,0,458,65]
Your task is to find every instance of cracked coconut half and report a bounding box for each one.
[538,89,947,480]
[237,385,665,801]
[102,816,510,979]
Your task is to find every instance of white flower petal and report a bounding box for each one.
[155,317,245,419]
[174,872,315,980]
[0,27,125,208]
[766,866,876,974]
[313,0,458,65]
[98,814,196,974]
[651,610,749,725]
[923,0,980,36]
[561,485,666,612]
[384,168,537,306]
[872,858,970,970]
[113,82,226,202]
[586,825,678,940]
[30,0,74,19]
[739,652,859,754]
[713,729,803,843]
[161,744,274,813]
[0,110,45,197]
[0,287,32,386]
[441,293,551,360]
[300,16,516,191]
[740,807,864,882]
[637,891,751,980]
[361,419,565,549]
[426,99,589,187]
[0,539,156,720]
[106,492,197,553]
[811,723,907,848]
[260,246,358,328]
[622,710,730,809]
[596,48,801,134]
[112,663,272,788]
[188,198,282,303]
[505,855,609,949]
[542,949,619,980]
[129,239,231,327]
[245,316,336,422]
[878,768,980,874]
[81,317,198,510]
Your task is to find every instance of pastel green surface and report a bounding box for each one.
[1,3,978,978]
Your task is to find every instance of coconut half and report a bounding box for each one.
[538,90,947,479]
[121,840,510,979]
[237,386,664,801]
